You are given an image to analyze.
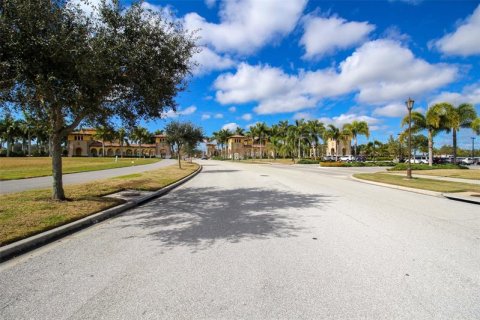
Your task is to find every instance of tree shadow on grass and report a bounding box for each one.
[118,186,332,251]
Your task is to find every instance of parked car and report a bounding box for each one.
[461,157,474,165]
[339,155,355,162]
[433,157,448,164]
[355,156,366,162]
[405,157,428,164]
[323,155,334,161]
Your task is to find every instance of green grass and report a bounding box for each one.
[410,169,480,180]
[388,163,467,171]
[354,172,480,193]
[0,162,199,246]
[0,157,160,180]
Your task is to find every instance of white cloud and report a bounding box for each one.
[300,15,375,59]
[214,113,224,119]
[319,113,381,128]
[162,105,197,118]
[430,83,480,106]
[373,103,407,118]
[222,122,240,131]
[192,47,236,75]
[303,39,458,104]
[213,40,457,115]
[241,113,253,121]
[293,112,312,120]
[204,0,217,9]
[228,106,237,112]
[201,114,211,120]
[184,0,307,54]
[433,5,480,56]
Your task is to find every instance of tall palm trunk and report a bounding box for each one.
[335,140,339,161]
[452,129,457,164]
[428,130,433,166]
[354,136,358,157]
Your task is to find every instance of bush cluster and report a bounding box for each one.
[297,159,319,164]
[320,161,395,167]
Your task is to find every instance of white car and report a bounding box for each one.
[405,158,428,164]
[339,155,355,162]
[461,157,474,165]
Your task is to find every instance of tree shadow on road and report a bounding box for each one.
[118,186,332,251]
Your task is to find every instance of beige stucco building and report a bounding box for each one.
[67,129,172,158]
[226,135,272,159]
[326,138,352,157]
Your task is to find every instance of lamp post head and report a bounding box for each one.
[405,97,414,111]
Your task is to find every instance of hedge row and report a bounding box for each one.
[388,163,468,171]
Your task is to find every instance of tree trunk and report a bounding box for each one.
[428,130,433,166]
[354,136,358,157]
[51,131,66,200]
[178,148,182,169]
[452,129,457,164]
[6,139,11,157]
[28,131,32,156]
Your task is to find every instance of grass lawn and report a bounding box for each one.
[411,169,480,180]
[0,162,198,246]
[0,157,160,180]
[354,172,480,193]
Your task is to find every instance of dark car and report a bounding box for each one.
[355,156,366,162]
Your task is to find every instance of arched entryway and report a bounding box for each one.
[90,148,98,157]
[126,149,132,156]
[107,148,114,157]
[75,147,82,156]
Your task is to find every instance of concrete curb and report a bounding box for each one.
[0,164,202,262]
[350,175,442,197]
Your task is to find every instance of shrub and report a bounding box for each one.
[320,161,395,167]
[297,159,319,164]
[388,163,468,171]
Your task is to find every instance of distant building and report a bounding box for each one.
[326,138,352,157]
[226,134,272,159]
[67,129,171,158]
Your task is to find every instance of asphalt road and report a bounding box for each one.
[0,159,176,194]
[1,160,479,319]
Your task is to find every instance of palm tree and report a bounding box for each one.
[215,129,231,159]
[234,127,245,135]
[252,122,269,159]
[94,125,115,157]
[401,103,450,166]
[344,121,369,157]
[443,103,477,163]
[472,118,480,135]
[116,127,129,158]
[129,126,151,157]
[305,120,325,160]
[324,125,341,161]
[0,114,20,157]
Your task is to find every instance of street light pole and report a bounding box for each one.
[406,98,414,179]
[397,133,402,163]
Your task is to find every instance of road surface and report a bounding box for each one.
[1,160,479,319]
[0,159,176,194]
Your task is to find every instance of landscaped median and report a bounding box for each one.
[353,172,480,194]
[0,162,199,248]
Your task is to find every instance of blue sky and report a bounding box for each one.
[133,0,480,148]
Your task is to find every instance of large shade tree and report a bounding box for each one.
[0,0,197,200]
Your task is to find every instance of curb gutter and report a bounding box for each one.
[0,164,202,262]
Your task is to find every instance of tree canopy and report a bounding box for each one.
[0,0,197,199]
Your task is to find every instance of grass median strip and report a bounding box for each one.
[0,157,161,180]
[354,172,480,193]
[0,162,198,246]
